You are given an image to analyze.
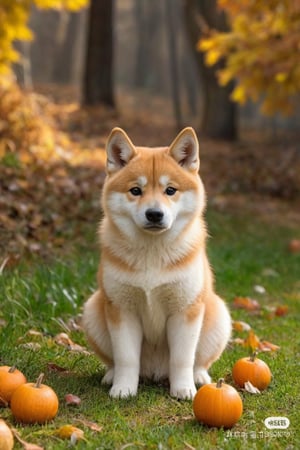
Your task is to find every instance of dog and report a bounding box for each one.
[82,127,231,399]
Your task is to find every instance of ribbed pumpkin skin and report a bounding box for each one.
[0,366,27,403]
[193,381,243,428]
[10,382,59,424]
[232,357,271,390]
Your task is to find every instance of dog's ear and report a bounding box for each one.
[106,128,136,174]
[168,127,199,172]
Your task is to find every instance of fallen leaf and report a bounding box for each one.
[54,332,73,346]
[54,332,90,354]
[288,239,300,253]
[233,297,261,311]
[274,305,289,317]
[12,428,44,450]
[65,394,81,406]
[231,337,245,346]
[244,381,261,394]
[244,330,261,351]
[55,425,84,441]
[46,362,72,375]
[232,320,251,332]
[75,418,103,432]
[259,340,280,352]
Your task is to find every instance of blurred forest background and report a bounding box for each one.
[13,0,300,134]
[1,0,300,259]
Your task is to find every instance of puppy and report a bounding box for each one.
[83,127,231,399]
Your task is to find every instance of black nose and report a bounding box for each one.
[145,208,164,224]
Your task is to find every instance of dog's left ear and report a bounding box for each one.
[168,127,199,172]
[106,127,137,174]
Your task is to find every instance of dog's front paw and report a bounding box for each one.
[170,383,197,400]
[194,368,211,386]
[109,383,137,399]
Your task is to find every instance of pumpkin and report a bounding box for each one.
[0,365,27,404]
[193,378,243,428]
[0,419,14,450]
[10,373,59,424]
[232,353,272,390]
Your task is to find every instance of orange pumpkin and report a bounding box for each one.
[10,373,59,424]
[0,365,27,404]
[232,353,272,390]
[193,378,243,428]
[0,419,14,450]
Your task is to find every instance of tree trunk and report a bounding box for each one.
[82,0,115,107]
[183,0,236,140]
[165,0,183,129]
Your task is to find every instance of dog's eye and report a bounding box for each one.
[129,187,142,196]
[165,186,177,196]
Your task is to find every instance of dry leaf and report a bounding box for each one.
[12,428,44,450]
[233,297,261,311]
[232,331,280,352]
[55,425,84,441]
[244,330,261,351]
[288,239,300,253]
[259,340,280,352]
[54,332,73,346]
[231,337,245,346]
[244,381,261,394]
[54,332,89,354]
[46,362,72,375]
[274,305,289,317]
[75,418,103,432]
[232,320,251,332]
[65,394,81,406]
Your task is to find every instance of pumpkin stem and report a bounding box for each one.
[250,351,258,362]
[8,365,16,373]
[35,373,45,388]
[216,378,224,388]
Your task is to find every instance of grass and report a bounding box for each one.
[0,208,299,449]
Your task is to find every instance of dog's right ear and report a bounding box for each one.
[106,127,136,174]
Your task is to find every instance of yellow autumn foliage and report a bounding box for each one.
[198,0,300,115]
[0,0,89,80]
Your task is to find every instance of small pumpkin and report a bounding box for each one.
[193,378,243,428]
[0,365,27,404]
[10,373,59,424]
[0,419,14,450]
[232,353,272,390]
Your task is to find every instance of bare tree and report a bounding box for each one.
[82,0,115,107]
[183,0,236,140]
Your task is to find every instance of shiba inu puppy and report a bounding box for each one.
[83,127,231,399]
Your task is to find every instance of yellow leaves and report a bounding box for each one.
[34,0,88,11]
[197,0,300,116]
[275,73,288,83]
[55,425,85,441]
[205,49,222,66]
[0,0,89,81]
[230,85,247,104]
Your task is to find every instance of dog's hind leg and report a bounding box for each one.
[82,290,113,382]
[194,294,231,385]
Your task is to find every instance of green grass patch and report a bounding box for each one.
[1,209,299,449]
